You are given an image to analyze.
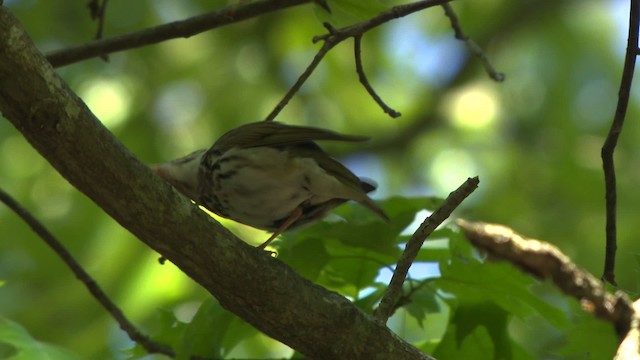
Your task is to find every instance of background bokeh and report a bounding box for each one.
[0,0,637,358]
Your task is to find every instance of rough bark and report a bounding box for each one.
[0,7,432,360]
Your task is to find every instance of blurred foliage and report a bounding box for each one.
[0,0,636,359]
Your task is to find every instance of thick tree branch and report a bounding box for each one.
[0,7,432,360]
[45,0,313,68]
[456,220,634,339]
[601,0,640,286]
[374,177,479,322]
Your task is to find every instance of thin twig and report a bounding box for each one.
[93,0,110,61]
[390,277,436,313]
[265,36,335,121]
[89,0,109,41]
[46,0,312,68]
[265,0,450,121]
[601,0,640,286]
[354,35,401,118]
[312,0,450,44]
[374,176,479,322]
[456,219,634,339]
[441,3,504,82]
[0,187,175,358]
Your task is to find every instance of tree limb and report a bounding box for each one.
[46,0,313,68]
[456,220,634,339]
[0,6,432,360]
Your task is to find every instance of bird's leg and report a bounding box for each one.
[257,206,303,250]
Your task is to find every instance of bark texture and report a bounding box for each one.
[0,7,432,360]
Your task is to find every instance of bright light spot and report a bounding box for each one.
[30,175,73,219]
[446,84,500,130]
[119,253,194,317]
[173,300,203,322]
[80,78,131,128]
[429,149,478,193]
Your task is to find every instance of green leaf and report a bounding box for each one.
[176,298,255,359]
[435,237,570,330]
[0,316,81,360]
[414,238,451,263]
[277,235,332,281]
[403,284,440,327]
[552,300,617,359]
[433,302,509,360]
[352,284,386,312]
[318,247,382,298]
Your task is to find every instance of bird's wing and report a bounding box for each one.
[211,121,369,152]
[293,143,390,222]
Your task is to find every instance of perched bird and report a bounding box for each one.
[151,121,389,249]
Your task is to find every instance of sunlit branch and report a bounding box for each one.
[456,219,634,338]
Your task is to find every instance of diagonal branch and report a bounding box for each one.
[264,29,336,121]
[46,0,313,68]
[600,0,640,286]
[0,7,432,360]
[441,3,504,82]
[456,220,634,338]
[0,187,174,357]
[374,177,479,322]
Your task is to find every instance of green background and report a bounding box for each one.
[0,0,635,359]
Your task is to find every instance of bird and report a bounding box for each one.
[151,121,389,249]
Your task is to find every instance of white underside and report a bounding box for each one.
[212,147,357,228]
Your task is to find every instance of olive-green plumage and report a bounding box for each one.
[152,121,389,248]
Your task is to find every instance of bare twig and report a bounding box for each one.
[46,0,312,68]
[456,220,634,338]
[265,33,335,121]
[441,3,504,82]
[354,35,401,118]
[88,0,109,41]
[374,176,479,322]
[265,0,450,121]
[0,187,175,358]
[601,0,640,286]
